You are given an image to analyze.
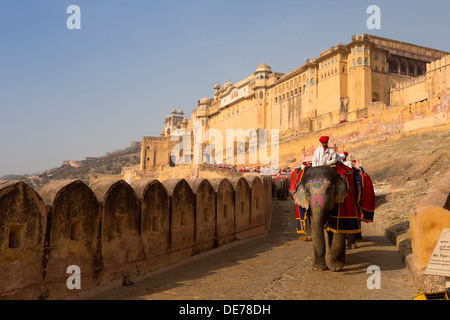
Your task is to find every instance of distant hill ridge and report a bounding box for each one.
[1,142,141,187]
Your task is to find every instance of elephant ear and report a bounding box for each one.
[294,183,309,210]
[335,173,349,204]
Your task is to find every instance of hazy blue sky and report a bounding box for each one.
[1,0,449,176]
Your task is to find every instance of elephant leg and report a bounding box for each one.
[327,232,346,272]
[311,223,328,271]
[306,211,312,234]
[282,182,287,200]
[347,233,358,249]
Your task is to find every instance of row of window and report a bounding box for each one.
[274,83,315,104]
[321,67,346,79]
[351,57,370,67]
[274,75,315,95]
[320,55,346,69]
[351,45,370,55]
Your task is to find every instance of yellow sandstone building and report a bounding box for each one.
[137,34,449,175]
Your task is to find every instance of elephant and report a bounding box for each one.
[294,165,350,271]
[275,178,289,200]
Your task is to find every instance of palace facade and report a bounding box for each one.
[139,34,449,172]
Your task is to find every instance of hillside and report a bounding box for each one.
[1,142,141,187]
[346,128,449,231]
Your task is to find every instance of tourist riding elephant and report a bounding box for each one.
[275,178,289,200]
[294,165,350,271]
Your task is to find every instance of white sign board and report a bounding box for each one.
[424,228,450,277]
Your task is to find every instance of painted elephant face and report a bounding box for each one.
[294,173,349,221]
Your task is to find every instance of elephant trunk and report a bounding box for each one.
[309,197,328,226]
[310,207,327,266]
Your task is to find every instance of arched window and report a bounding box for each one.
[364,58,369,66]
[417,66,423,76]
[409,64,415,76]
[389,60,398,73]
[352,59,356,67]
[357,57,363,66]
[310,78,315,85]
[400,63,407,75]
[372,92,380,102]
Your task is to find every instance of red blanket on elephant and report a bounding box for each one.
[354,167,375,222]
[325,163,361,234]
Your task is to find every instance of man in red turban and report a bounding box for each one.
[312,136,337,167]
[341,151,352,168]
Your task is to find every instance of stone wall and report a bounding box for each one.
[0,176,272,300]
[389,76,427,107]
[408,172,450,292]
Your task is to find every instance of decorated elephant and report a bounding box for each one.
[274,177,289,200]
[294,164,361,271]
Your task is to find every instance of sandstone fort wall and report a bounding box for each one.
[408,172,450,292]
[0,176,272,300]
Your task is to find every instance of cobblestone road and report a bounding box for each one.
[91,199,417,300]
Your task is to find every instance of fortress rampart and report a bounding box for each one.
[0,175,272,300]
[409,172,450,292]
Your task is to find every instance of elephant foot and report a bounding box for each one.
[312,262,329,271]
[346,242,357,249]
[327,259,344,272]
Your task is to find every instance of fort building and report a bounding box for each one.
[138,34,449,173]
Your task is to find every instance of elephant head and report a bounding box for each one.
[294,166,349,222]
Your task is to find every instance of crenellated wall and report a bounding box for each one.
[0,176,272,300]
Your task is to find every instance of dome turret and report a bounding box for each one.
[256,62,271,73]
[199,96,211,105]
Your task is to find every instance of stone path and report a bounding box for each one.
[91,199,417,300]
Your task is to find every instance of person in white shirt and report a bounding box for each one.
[312,136,337,167]
[341,152,352,168]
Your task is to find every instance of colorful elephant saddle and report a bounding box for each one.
[293,163,375,235]
[325,163,360,234]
